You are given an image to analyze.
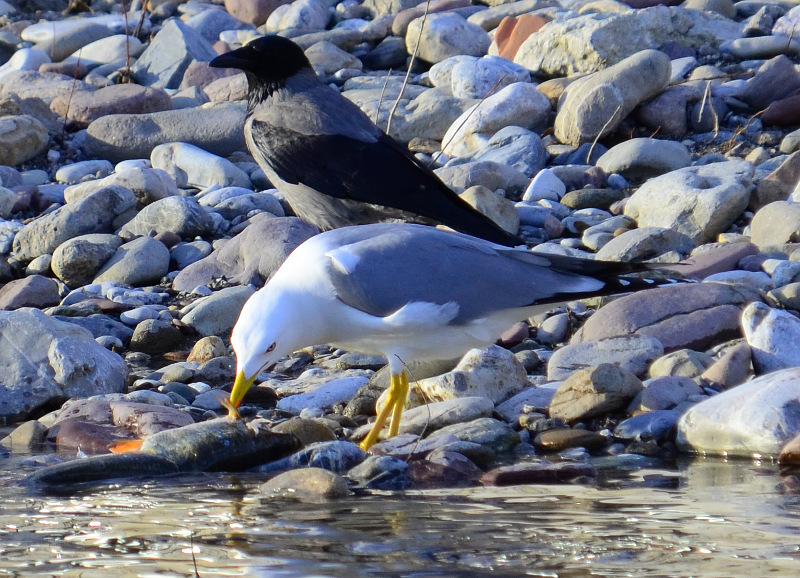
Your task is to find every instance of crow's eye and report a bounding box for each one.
[266,342,276,353]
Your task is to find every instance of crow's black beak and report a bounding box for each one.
[209,46,253,71]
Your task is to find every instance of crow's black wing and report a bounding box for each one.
[249,119,523,246]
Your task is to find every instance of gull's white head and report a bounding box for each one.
[228,283,315,409]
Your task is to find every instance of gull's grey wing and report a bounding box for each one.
[323,225,606,324]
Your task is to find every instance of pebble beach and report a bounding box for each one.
[3,0,800,495]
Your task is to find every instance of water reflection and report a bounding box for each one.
[2,455,800,576]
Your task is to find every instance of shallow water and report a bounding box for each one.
[2,452,800,577]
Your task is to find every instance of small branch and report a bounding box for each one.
[375,68,392,125]
[435,73,508,164]
[586,104,622,163]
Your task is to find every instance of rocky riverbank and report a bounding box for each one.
[4,0,800,496]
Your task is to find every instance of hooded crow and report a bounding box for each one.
[209,35,525,247]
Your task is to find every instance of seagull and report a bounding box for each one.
[227,223,660,449]
[209,35,525,247]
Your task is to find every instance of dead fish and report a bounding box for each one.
[119,417,301,472]
[25,453,179,486]
[25,418,300,487]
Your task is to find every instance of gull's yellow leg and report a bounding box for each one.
[388,371,409,438]
[360,371,408,450]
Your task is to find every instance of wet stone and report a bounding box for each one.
[533,428,608,452]
[480,461,597,486]
[260,467,350,501]
[428,417,519,453]
[348,455,411,490]
[272,417,338,446]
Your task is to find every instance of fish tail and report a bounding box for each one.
[109,439,144,453]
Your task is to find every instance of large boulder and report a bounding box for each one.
[0,309,127,421]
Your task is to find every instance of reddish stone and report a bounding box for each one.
[392,0,471,36]
[47,418,135,454]
[50,83,172,128]
[779,432,800,466]
[180,60,240,91]
[762,93,800,126]
[39,60,88,78]
[0,275,60,310]
[481,461,597,486]
[154,230,181,248]
[495,14,549,61]
[657,242,759,280]
[11,186,34,213]
[497,321,529,348]
[224,0,286,26]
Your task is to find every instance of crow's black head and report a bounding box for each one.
[210,35,312,86]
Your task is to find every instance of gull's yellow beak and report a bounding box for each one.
[227,370,256,419]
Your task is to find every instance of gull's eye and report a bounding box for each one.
[266,342,276,353]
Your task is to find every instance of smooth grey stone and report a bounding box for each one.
[742,302,800,373]
[398,397,494,435]
[613,410,680,442]
[121,195,214,239]
[724,35,800,60]
[213,192,285,220]
[442,82,550,157]
[119,306,163,326]
[266,0,331,32]
[428,417,520,453]
[131,19,217,89]
[494,387,556,422]
[55,160,114,185]
[595,227,695,262]
[750,201,800,247]
[129,318,184,354]
[64,167,180,206]
[554,50,671,146]
[181,284,257,337]
[436,160,529,195]
[12,185,136,263]
[549,363,644,422]
[596,138,691,180]
[624,159,753,244]
[93,236,170,286]
[635,376,703,411]
[734,55,800,110]
[360,36,407,69]
[406,12,489,64]
[0,70,93,102]
[548,335,664,381]
[151,141,251,189]
[51,233,122,288]
[55,313,134,343]
[260,467,350,500]
[172,215,318,292]
[0,309,127,421]
[185,6,254,42]
[448,55,530,99]
[275,374,369,414]
[170,240,213,269]
[32,20,112,62]
[467,125,546,177]
[677,367,800,457]
[84,102,247,162]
